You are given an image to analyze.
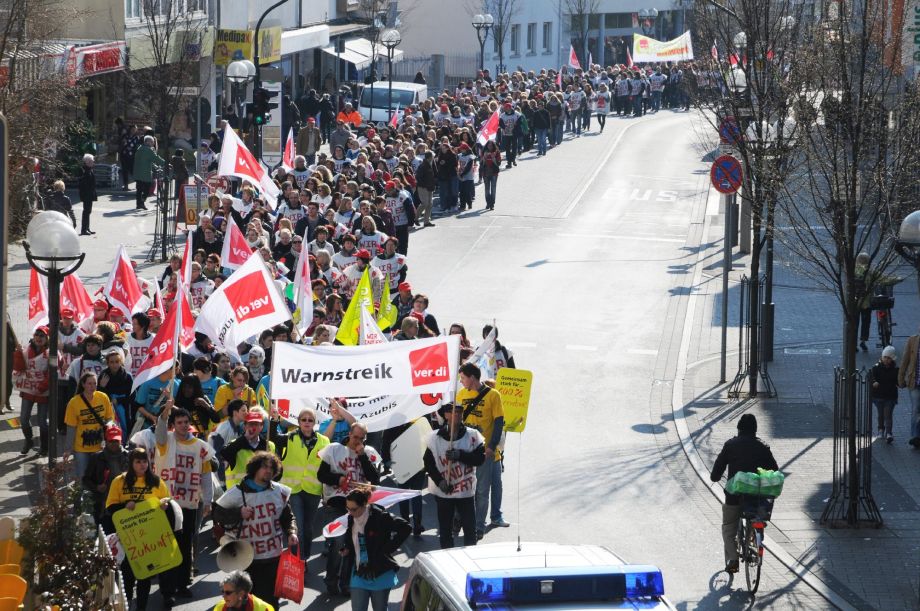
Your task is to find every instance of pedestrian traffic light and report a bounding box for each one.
[252,87,279,126]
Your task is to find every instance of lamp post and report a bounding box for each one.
[638,8,659,37]
[23,212,85,467]
[896,210,920,297]
[381,28,401,126]
[227,56,257,127]
[472,13,494,74]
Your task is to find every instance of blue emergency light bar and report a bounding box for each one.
[465,565,665,606]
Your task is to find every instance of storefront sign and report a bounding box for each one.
[214,29,253,66]
[66,42,127,83]
[258,26,282,65]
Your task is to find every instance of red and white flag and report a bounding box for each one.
[291,226,312,336]
[389,103,400,129]
[27,268,48,332]
[103,245,146,316]
[568,44,582,69]
[476,110,500,146]
[711,40,719,60]
[131,277,185,393]
[178,283,196,349]
[587,51,593,68]
[152,281,164,314]
[322,487,421,537]
[359,306,388,345]
[220,220,253,271]
[193,251,291,358]
[216,124,281,200]
[180,231,194,286]
[281,127,295,172]
[626,46,634,68]
[555,68,562,87]
[61,273,94,325]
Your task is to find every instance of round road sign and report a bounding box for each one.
[710,155,743,194]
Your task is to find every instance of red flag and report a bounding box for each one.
[711,41,719,60]
[27,268,48,332]
[216,124,280,200]
[555,69,562,87]
[626,47,634,68]
[103,245,145,316]
[389,103,400,129]
[292,224,312,335]
[131,277,184,392]
[61,273,94,325]
[181,231,194,286]
[178,284,195,349]
[282,127,295,171]
[568,45,582,69]
[476,110,500,146]
[220,219,253,271]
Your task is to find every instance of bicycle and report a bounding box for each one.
[870,287,895,348]
[735,494,775,594]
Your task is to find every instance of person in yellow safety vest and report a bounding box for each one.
[214,569,274,611]
[269,405,330,564]
[219,408,275,490]
[213,366,258,433]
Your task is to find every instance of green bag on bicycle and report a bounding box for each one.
[726,469,785,497]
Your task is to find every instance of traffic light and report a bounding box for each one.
[252,87,279,126]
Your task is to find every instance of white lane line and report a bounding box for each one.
[560,119,651,218]
[504,341,537,348]
[565,344,598,351]
[627,348,658,356]
[557,232,685,244]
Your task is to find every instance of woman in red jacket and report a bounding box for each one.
[12,326,51,455]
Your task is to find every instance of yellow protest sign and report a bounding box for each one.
[496,368,533,433]
[113,498,182,579]
[214,29,253,67]
[258,26,282,65]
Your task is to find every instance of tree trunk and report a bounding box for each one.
[747,178,761,396]
[842,305,859,524]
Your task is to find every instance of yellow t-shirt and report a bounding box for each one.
[212,384,258,433]
[105,473,170,507]
[457,385,504,460]
[64,391,115,453]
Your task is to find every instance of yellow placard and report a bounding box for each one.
[258,26,282,65]
[214,29,253,67]
[496,368,533,433]
[113,498,182,579]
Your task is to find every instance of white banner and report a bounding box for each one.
[193,252,291,358]
[632,31,694,63]
[275,393,443,433]
[271,335,461,398]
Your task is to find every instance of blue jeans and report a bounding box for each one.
[651,91,662,111]
[483,175,497,208]
[74,451,91,481]
[349,584,391,611]
[289,490,320,559]
[552,122,563,145]
[910,388,920,439]
[536,128,548,155]
[633,95,643,116]
[20,398,48,439]
[438,177,458,210]
[475,455,503,531]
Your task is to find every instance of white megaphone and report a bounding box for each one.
[216,535,254,573]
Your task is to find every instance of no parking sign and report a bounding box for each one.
[710,155,743,194]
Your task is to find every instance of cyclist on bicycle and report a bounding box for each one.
[710,414,778,573]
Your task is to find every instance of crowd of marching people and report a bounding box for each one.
[10,60,685,611]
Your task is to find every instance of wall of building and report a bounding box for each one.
[62,0,126,41]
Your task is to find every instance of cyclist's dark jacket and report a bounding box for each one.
[710,434,778,505]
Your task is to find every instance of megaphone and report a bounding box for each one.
[216,537,254,573]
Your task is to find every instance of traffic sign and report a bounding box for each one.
[711,155,743,194]
[719,116,741,145]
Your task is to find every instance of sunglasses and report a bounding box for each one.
[221,588,236,595]
[299,417,315,423]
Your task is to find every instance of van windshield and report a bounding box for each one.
[360,86,416,109]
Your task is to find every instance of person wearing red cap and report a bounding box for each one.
[83,299,110,334]
[219,407,275,491]
[12,326,51,455]
[395,282,414,324]
[384,179,416,255]
[147,308,163,334]
[340,248,385,302]
[296,115,322,166]
[107,307,128,332]
[371,237,408,295]
[58,307,86,415]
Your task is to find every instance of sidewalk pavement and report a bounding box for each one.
[680,192,920,610]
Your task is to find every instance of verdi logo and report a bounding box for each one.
[224,271,274,322]
[408,342,449,386]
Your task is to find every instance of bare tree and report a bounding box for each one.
[558,0,600,68]
[123,0,209,154]
[690,0,810,396]
[774,0,920,524]
[0,0,83,235]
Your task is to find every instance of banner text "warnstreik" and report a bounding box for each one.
[279,363,394,384]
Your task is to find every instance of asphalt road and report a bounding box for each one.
[5,111,834,609]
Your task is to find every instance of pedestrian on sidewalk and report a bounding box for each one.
[46,180,77,228]
[78,154,97,235]
[871,346,899,443]
[133,135,165,211]
[12,326,51,455]
[897,328,920,448]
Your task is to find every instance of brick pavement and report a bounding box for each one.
[682,197,920,610]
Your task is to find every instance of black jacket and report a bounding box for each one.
[710,434,779,505]
[870,360,899,400]
[531,108,551,130]
[423,424,486,486]
[344,504,410,578]
[78,165,97,204]
[220,435,273,471]
[97,367,134,408]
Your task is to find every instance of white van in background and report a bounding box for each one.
[358,81,428,125]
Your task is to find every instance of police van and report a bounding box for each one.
[401,542,675,610]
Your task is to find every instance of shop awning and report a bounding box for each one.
[321,37,403,70]
[281,24,329,56]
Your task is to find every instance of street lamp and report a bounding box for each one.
[896,210,920,297]
[23,212,85,467]
[227,55,257,128]
[472,13,494,74]
[381,28,401,126]
[638,8,659,37]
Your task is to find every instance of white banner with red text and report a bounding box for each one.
[274,392,443,433]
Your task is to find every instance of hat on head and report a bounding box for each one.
[109,307,124,318]
[147,308,163,319]
[882,346,897,359]
[440,104,449,112]
[34,326,49,336]
[366,128,376,138]
[94,299,108,309]
[384,180,396,190]
[398,282,412,293]
[503,102,513,110]
[244,411,264,424]
[355,249,372,261]
[737,414,757,434]
[61,308,75,319]
[105,426,122,442]
[438,402,461,417]
[307,117,315,123]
